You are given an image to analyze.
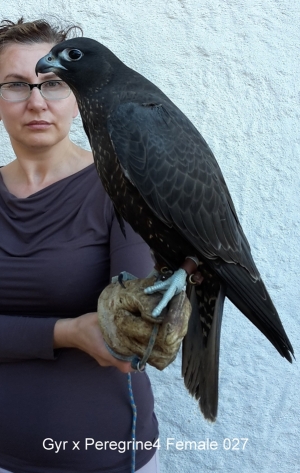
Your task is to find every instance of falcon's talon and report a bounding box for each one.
[118,273,126,288]
[144,268,187,317]
[111,271,138,286]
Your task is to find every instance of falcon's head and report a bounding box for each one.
[35,37,118,93]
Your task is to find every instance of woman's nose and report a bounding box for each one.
[26,87,47,109]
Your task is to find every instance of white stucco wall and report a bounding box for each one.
[0,1,299,472]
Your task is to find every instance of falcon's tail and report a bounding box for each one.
[215,261,294,363]
[182,279,226,421]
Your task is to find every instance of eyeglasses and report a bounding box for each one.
[0,80,71,102]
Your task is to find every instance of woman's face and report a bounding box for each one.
[0,42,78,152]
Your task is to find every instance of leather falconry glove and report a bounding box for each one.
[97,275,192,371]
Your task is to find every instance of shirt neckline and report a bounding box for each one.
[0,163,95,200]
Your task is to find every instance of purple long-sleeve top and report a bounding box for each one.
[0,164,159,473]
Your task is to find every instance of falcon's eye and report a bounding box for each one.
[61,48,84,62]
[68,49,83,60]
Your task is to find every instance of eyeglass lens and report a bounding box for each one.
[0,81,71,101]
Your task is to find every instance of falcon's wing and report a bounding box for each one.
[107,101,257,277]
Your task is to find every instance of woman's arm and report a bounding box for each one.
[0,201,153,367]
[53,312,133,372]
[52,217,155,372]
[0,315,59,361]
[109,213,154,280]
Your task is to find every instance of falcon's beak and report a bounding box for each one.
[35,54,67,76]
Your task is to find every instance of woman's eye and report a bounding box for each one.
[7,82,27,89]
[44,81,61,88]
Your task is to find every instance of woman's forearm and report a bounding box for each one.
[53,313,133,372]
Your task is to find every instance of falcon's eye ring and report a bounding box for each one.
[61,48,84,62]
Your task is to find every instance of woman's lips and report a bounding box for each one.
[26,120,52,130]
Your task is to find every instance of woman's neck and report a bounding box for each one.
[0,138,93,198]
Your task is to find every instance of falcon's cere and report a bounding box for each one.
[36,38,294,421]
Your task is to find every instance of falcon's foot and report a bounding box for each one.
[111,271,137,286]
[144,268,187,317]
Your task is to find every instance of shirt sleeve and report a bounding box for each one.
[0,315,60,362]
[109,211,154,280]
[0,213,154,363]
[0,170,155,363]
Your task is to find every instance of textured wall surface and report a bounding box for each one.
[0,1,299,472]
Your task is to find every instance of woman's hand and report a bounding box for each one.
[53,313,133,373]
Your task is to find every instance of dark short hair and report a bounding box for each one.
[0,17,82,54]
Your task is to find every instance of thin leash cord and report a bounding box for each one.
[106,327,159,472]
[127,373,137,473]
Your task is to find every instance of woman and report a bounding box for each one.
[0,18,159,473]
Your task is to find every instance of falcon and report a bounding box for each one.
[36,38,294,421]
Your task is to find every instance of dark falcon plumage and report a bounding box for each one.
[36,38,294,421]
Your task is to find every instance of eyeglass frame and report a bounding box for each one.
[0,80,71,102]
